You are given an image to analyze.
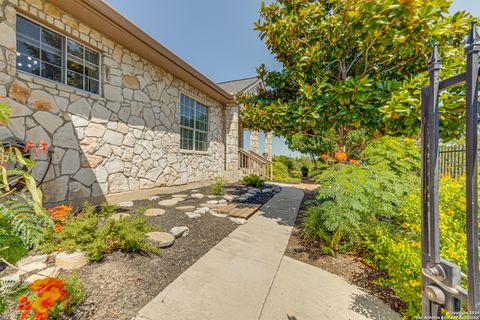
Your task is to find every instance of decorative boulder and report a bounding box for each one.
[170,226,189,238]
[55,251,88,270]
[146,232,175,247]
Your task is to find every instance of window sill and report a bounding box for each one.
[179,149,212,156]
[16,71,103,101]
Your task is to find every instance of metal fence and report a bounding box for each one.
[439,145,466,178]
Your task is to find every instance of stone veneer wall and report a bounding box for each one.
[0,0,233,203]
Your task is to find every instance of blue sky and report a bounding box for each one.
[106,0,480,157]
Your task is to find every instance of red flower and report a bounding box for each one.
[39,140,48,152]
[23,140,35,153]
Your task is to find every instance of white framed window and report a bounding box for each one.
[15,15,100,94]
[180,94,209,151]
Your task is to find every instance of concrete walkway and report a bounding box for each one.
[136,186,399,320]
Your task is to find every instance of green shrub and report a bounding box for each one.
[241,174,265,188]
[302,163,412,252]
[362,176,466,318]
[300,166,309,177]
[272,160,301,183]
[41,206,159,261]
[211,177,225,195]
[362,136,420,177]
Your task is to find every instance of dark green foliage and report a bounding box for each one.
[41,205,159,261]
[241,174,265,188]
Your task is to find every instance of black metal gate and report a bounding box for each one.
[421,22,479,318]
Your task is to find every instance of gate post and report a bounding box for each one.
[465,21,480,316]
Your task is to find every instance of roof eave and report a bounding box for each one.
[49,0,235,104]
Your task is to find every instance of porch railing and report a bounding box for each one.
[238,148,273,181]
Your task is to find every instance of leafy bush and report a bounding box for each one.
[41,204,159,261]
[272,159,300,183]
[361,176,467,318]
[362,137,420,177]
[241,174,265,188]
[50,273,87,318]
[302,163,413,252]
[211,177,224,195]
[300,166,309,177]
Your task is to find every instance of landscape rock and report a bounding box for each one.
[144,208,165,216]
[250,188,261,194]
[149,195,160,201]
[146,232,175,247]
[170,226,189,238]
[0,274,20,289]
[218,199,227,204]
[185,212,201,219]
[211,211,228,218]
[262,188,273,193]
[158,198,180,207]
[207,195,217,199]
[118,201,134,208]
[191,193,205,199]
[24,266,62,284]
[229,217,247,225]
[206,200,219,204]
[224,195,234,201]
[17,254,48,269]
[200,203,218,208]
[195,207,210,214]
[171,194,188,198]
[55,251,88,270]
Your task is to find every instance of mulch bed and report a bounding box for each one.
[68,184,274,320]
[285,187,407,317]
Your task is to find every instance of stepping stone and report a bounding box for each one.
[191,193,205,199]
[17,254,48,269]
[17,262,47,274]
[144,208,165,217]
[185,212,202,219]
[24,266,62,284]
[158,198,180,207]
[118,201,134,208]
[206,200,219,204]
[149,196,160,201]
[190,189,200,193]
[194,207,210,214]
[56,252,88,270]
[170,226,189,238]
[176,206,196,211]
[146,232,175,247]
[172,194,188,198]
[109,213,131,221]
[211,211,227,218]
[207,195,217,199]
[229,217,247,225]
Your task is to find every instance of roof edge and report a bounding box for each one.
[49,0,235,104]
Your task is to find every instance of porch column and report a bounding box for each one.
[250,130,260,154]
[225,104,239,181]
[264,131,273,161]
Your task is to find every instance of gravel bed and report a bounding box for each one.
[70,184,275,320]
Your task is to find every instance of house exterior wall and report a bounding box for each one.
[0,0,232,203]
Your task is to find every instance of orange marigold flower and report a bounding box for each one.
[320,154,330,160]
[349,159,360,166]
[17,295,32,311]
[54,223,64,233]
[33,310,49,320]
[334,151,348,163]
[28,278,65,295]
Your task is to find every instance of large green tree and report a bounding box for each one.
[238,0,473,148]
